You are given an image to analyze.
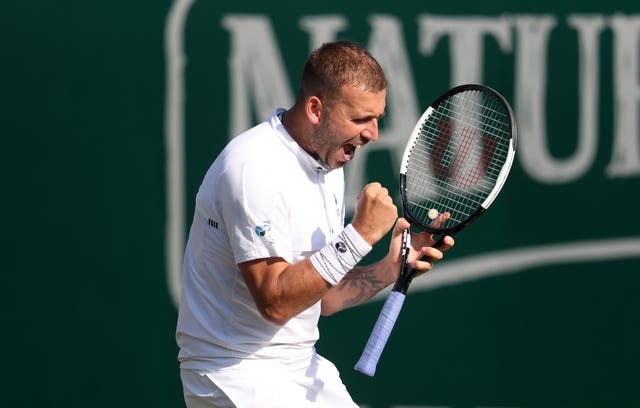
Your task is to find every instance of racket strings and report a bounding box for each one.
[404,90,512,230]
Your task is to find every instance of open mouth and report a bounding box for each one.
[343,143,357,160]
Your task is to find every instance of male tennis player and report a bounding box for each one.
[176,40,454,407]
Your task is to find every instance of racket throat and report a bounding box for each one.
[393,233,450,294]
[392,229,415,294]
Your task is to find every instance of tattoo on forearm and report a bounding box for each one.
[338,266,386,309]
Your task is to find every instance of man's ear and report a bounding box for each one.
[305,96,323,125]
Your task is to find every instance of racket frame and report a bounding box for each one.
[355,83,517,377]
[399,83,517,236]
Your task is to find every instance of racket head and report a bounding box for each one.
[400,84,517,236]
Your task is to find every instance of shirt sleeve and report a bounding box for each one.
[217,159,293,264]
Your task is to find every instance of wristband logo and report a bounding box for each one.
[334,241,348,253]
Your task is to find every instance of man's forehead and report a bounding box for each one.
[336,84,386,113]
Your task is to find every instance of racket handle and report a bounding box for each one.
[354,291,406,376]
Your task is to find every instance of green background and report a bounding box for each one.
[3,1,639,407]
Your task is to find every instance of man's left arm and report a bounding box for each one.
[320,218,454,315]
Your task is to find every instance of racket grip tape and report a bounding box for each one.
[354,291,406,376]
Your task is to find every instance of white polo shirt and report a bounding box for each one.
[177,109,346,369]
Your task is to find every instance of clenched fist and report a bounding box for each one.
[351,182,398,245]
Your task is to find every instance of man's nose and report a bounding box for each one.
[361,118,379,142]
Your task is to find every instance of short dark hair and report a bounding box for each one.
[297,40,387,105]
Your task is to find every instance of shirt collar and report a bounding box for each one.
[270,108,331,174]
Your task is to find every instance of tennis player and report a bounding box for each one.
[176,40,454,407]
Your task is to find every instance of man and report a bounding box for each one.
[176,40,454,407]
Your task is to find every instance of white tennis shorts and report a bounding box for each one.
[180,353,359,408]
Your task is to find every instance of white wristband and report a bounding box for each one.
[309,224,373,286]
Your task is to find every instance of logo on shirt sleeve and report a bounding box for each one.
[254,220,275,245]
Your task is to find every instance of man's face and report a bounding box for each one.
[312,85,386,169]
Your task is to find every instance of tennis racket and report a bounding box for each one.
[355,83,517,376]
